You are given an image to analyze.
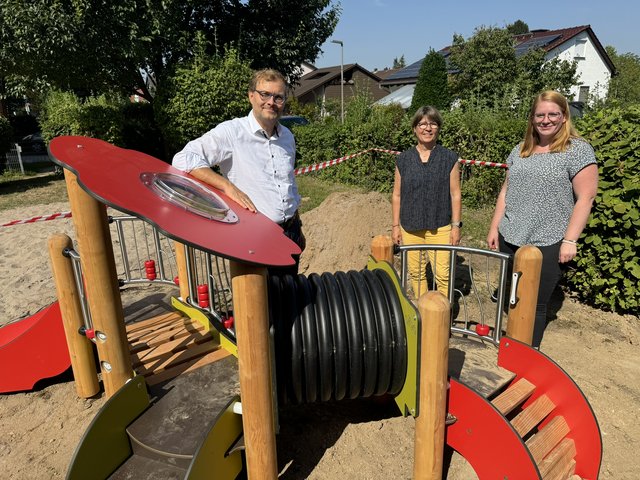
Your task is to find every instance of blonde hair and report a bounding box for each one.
[520,90,580,157]
[249,68,287,91]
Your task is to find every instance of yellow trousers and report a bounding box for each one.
[401,225,452,298]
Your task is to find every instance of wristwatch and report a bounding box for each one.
[451,221,463,228]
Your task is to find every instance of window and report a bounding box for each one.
[578,86,590,102]
[574,39,587,59]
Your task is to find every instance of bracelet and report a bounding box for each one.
[562,239,578,245]
[392,224,399,227]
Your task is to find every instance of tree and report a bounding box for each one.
[410,49,450,112]
[605,46,640,105]
[514,48,578,105]
[506,20,529,35]
[448,27,518,107]
[393,55,406,69]
[0,0,340,102]
[448,26,577,110]
[154,46,254,156]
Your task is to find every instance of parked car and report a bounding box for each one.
[279,115,309,129]
[18,132,47,154]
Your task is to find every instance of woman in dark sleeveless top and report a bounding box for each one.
[392,106,462,298]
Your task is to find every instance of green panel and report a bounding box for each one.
[367,257,420,417]
[66,376,150,480]
[187,395,244,480]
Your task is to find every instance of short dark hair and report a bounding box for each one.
[410,105,443,129]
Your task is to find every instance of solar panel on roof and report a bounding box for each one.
[515,34,561,56]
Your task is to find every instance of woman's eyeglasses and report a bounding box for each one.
[254,90,286,105]
[416,121,439,130]
[534,112,563,122]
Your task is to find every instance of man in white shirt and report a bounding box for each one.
[172,68,304,272]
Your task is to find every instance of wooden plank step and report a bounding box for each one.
[492,378,536,415]
[125,311,183,334]
[131,331,214,368]
[135,341,219,377]
[551,459,576,480]
[127,316,203,344]
[448,336,515,398]
[511,394,555,437]
[145,348,232,386]
[538,437,576,478]
[526,416,570,464]
[128,321,206,351]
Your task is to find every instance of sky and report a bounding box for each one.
[314,0,640,71]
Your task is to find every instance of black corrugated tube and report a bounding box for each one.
[268,269,407,405]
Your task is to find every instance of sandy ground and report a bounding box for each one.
[0,192,638,479]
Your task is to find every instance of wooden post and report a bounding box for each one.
[174,241,191,301]
[414,291,450,480]
[230,261,277,480]
[371,234,394,264]
[48,233,100,398]
[64,171,133,398]
[506,245,543,345]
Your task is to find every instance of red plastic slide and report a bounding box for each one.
[0,302,71,393]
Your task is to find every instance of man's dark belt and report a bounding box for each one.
[279,210,300,230]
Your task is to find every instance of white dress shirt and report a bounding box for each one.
[172,111,301,223]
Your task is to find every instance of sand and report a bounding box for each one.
[0,192,638,479]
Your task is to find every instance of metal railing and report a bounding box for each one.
[396,244,512,345]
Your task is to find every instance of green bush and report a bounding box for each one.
[154,47,253,157]
[40,90,124,145]
[566,106,640,313]
[438,108,525,208]
[295,93,410,192]
[39,90,166,159]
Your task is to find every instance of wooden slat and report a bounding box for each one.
[127,317,201,344]
[131,331,213,368]
[526,416,570,463]
[134,341,219,376]
[128,321,206,351]
[492,378,536,415]
[550,458,575,480]
[511,394,555,437]
[145,348,232,386]
[125,312,183,334]
[538,437,576,478]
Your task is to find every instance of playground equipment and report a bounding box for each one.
[0,302,70,393]
[42,136,600,479]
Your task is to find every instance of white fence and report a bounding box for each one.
[2,143,52,174]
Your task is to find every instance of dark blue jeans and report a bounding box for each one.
[499,234,562,348]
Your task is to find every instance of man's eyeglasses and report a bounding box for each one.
[254,90,286,105]
[534,112,563,122]
[416,121,439,130]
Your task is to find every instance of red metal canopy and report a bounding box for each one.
[49,136,300,267]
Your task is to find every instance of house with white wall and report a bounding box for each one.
[379,25,615,107]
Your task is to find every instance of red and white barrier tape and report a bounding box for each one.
[295,148,506,175]
[458,159,507,168]
[294,148,401,175]
[1,211,72,228]
[2,149,505,227]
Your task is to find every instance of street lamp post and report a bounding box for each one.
[331,39,344,123]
